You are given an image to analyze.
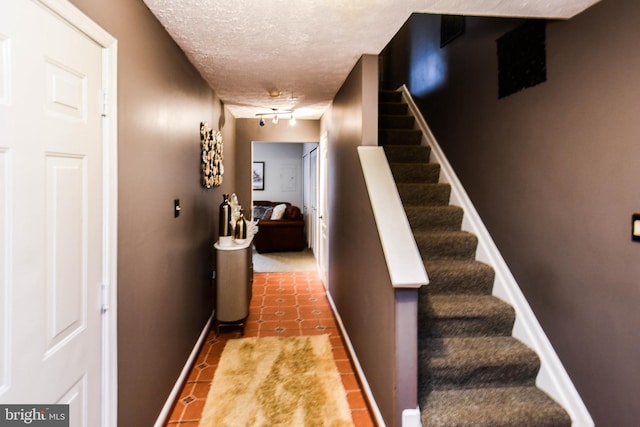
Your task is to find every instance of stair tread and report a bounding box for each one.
[414,230,476,239]
[380,128,421,133]
[421,386,571,427]
[424,259,493,274]
[403,203,461,212]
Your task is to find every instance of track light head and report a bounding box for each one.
[259,116,265,126]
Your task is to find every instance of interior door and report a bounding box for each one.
[0,1,106,425]
[302,151,311,248]
[308,147,318,252]
[317,133,329,284]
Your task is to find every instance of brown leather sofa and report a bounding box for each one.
[252,201,306,253]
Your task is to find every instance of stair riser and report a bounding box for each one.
[418,317,515,338]
[399,185,451,207]
[379,91,403,103]
[384,145,431,163]
[419,364,539,391]
[379,115,415,129]
[379,102,407,115]
[379,129,422,146]
[404,207,463,231]
[420,387,572,427]
[390,163,440,183]
[421,264,495,295]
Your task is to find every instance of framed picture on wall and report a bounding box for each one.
[253,161,265,190]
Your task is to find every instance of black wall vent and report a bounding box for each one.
[497,20,547,99]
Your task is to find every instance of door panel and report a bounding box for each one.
[45,155,86,355]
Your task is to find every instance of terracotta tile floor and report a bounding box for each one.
[165,271,376,426]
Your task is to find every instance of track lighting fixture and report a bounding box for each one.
[255,108,293,127]
[289,113,296,126]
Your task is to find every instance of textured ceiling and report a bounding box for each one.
[143,0,600,119]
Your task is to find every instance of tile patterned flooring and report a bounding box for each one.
[165,271,376,426]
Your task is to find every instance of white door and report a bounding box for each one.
[317,133,329,284]
[0,1,110,425]
[308,147,318,252]
[302,152,311,248]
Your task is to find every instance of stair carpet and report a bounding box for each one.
[378,90,571,427]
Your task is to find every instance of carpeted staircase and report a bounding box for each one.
[378,90,572,427]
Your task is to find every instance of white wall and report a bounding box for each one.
[252,142,304,209]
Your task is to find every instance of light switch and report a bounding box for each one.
[174,199,181,218]
[632,213,640,242]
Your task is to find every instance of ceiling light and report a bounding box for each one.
[289,113,296,126]
[269,90,281,98]
[255,108,291,126]
[289,92,296,104]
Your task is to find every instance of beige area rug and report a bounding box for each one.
[199,335,354,427]
[252,247,318,272]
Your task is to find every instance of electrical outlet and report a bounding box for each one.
[632,213,640,242]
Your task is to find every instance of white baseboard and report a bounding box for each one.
[402,407,422,427]
[324,292,387,427]
[154,313,213,427]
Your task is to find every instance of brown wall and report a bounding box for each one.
[326,55,400,426]
[382,2,640,425]
[235,119,320,211]
[67,1,236,425]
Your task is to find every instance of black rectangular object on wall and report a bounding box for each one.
[497,20,547,98]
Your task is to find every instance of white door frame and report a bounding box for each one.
[37,1,118,426]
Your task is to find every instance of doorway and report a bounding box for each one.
[251,141,319,270]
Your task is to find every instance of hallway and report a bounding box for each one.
[165,271,376,426]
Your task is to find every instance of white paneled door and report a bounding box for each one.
[0,1,116,426]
